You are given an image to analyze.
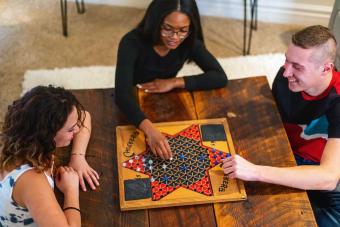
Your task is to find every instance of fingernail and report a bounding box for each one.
[136,84,142,88]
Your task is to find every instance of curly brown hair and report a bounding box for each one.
[0,86,85,172]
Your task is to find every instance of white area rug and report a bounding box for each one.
[22,53,285,94]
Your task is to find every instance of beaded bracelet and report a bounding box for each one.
[71,153,85,156]
[63,207,81,213]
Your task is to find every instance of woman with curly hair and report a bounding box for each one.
[0,86,99,226]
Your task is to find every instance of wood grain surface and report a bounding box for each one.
[138,89,217,227]
[193,76,317,226]
[116,119,246,211]
[69,89,149,227]
[53,77,317,226]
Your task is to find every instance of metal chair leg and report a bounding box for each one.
[60,0,68,37]
[60,0,86,37]
[76,0,85,14]
[243,0,258,55]
[253,0,258,30]
[246,0,257,54]
[243,0,247,55]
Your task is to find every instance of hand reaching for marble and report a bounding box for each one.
[221,154,260,181]
[146,126,172,160]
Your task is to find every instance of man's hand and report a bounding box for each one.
[68,155,100,191]
[221,154,260,181]
[137,78,184,93]
[139,119,172,159]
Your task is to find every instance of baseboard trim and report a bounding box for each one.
[77,0,332,25]
[197,0,332,25]
[75,0,151,8]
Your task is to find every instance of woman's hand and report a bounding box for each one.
[55,166,80,195]
[68,155,100,191]
[139,119,172,159]
[221,154,260,181]
[137,78,184,93]
[146,126,172,160]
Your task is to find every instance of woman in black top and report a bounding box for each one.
[115,0,228,160]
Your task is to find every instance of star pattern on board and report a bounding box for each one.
[122,124,230,201]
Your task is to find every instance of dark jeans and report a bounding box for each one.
[294,155,340,227]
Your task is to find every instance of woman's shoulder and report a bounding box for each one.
[0,164,33,182]
[13,167,54,199]
[118,29,152,57]
[10,167,55,215]
[6,164,52,189]
[191,39,205,52]
[14,165,50,186]
[185,38,207,60]
[120,29,143,47]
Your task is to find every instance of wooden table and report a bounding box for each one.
[61,76,316,226]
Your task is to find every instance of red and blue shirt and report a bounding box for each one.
[272,67,340,163]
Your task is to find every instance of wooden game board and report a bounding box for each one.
[116,118,246,211]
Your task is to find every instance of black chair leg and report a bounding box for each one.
[76,0,85,14]
[243,0,258,55]
[246,0,257,54]
[243,0,247,55]
[60,0,68,37]
[60,0,86,37]
[253,0,258,30]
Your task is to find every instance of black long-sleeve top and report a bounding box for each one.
[115,29,228,126]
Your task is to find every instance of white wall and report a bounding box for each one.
[198,0,334,26]
[81,0,151,8]
[81,0,335,26]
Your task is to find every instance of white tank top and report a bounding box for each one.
[0,164,54,226]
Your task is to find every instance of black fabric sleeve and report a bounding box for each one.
[115,34,146,127]
[183,40,228,91]
[272,67,292,122]
[272,67,285,103]
[327,99,340,138]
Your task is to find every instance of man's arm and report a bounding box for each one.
[222,138,340,190]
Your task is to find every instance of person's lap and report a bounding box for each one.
[294,154,340,227]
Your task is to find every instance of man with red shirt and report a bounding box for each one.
[222,25,340,226]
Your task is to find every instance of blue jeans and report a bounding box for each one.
[294,155,340,227]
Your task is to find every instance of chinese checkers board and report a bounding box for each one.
[116,118,246,211]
